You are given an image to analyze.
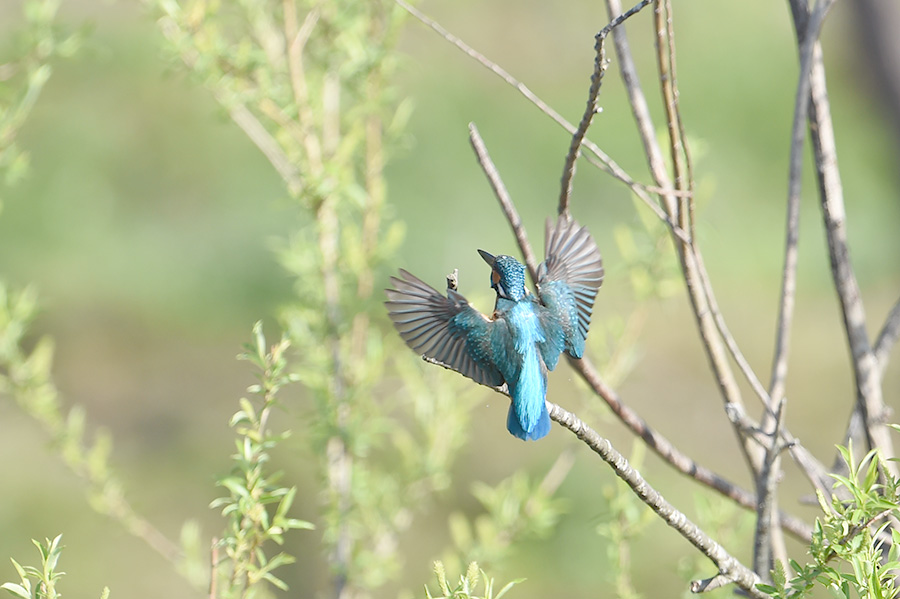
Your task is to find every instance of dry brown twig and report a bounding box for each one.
[558,0,653,216]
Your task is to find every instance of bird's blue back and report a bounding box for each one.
[490,297,553,440]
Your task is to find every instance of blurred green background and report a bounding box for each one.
[1,0,898,597]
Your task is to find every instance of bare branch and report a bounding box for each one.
[548,401,766,599]
[753,399,790,582]
[558,0,653,216]
[874,294,900,372]
[691,574,731,594]
[653,0,691,198]
[770,0,836,406]
[604,0,677,219]
[467,123,540,280]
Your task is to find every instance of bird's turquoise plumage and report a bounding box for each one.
[386,216,603,441]
[493,297,551,440]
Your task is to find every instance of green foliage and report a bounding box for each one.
[614,193,683,304]
[443,470,567,575]
[423,561,521,599]
[0,0,80,201]
[210,322,314,598]
[759,444,900,599]
[0,535,109,599]
[596,443,657,599]
[149,1,555,596]
[0,281,189,576]
[677,493,753,599]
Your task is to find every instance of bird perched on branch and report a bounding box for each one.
[385,216,603,441]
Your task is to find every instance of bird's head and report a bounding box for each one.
[478,250,527,301]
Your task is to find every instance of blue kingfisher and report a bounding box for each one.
[386,216,603,441]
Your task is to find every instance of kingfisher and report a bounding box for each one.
[385,216,603,441]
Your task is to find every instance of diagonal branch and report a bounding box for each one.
[548,401,766,598]
[874,294,900,373]
[558,0,653,216]
[769,0,836,407]
[468,123,540,281]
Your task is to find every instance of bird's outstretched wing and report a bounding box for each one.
[536,216,604,358]
[386,269,505,389]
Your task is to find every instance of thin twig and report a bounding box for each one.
[230,102,305,196]
[692,248,771,408]
[769,0,836,406]
[558,0,653,216]
[653,0,689,195]
[283,1,324,178]
[691,573,731,594]
[874,294,900,373]
[753,399,790,582]
[548,401,766,598]
[604,0,677,219]
[210,537,219,599]
[468,123,540,280]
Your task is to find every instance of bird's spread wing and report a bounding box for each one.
[386,269,505,389]
[536,216,604,358]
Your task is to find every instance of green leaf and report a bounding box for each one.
[0,582,31,599]
[219,477,250,499]
[9,559,26,583]
[494,578,524,599]
[281,518,314,531]
[252,321,266,361]
[260,571,290,591]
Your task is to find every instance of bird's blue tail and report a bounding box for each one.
[507,402,551,441]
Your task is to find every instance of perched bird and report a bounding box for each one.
[385,216,603,441]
